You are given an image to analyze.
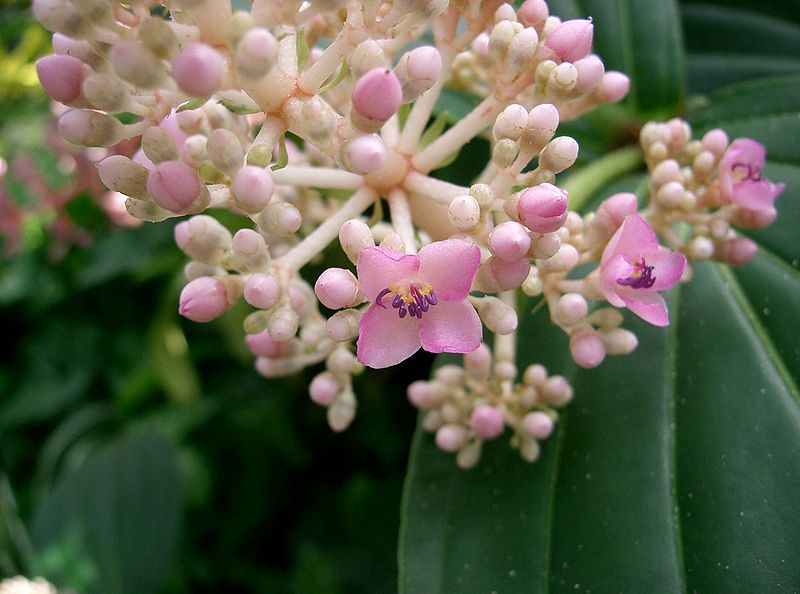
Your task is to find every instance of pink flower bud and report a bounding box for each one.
[407,380,433,409]
[309,371,339,406]
[235,28,278,78]
[518,0,549,30]
[488,256,531,291]
[556,293,588,324]
[573,55,605,92]
[174,214,231,262]
[179,276,232,322]
[36,54,84,104]
[314,268,360,310]
[522,412,554,439]
[351,68,403,124]
[232,166,274,213]
[596,192,637,232]
[597,71,630,103]
[570,331,606,368]
[488,221,531,262]
[145,161,201,213]
[394,46,441,102]
[244,273,280,310]
[464,343,491,379]
[257,201,302,235]
[522,103,560,152]
[341,135,387,174]
[732,206,777,229]
[58,109,122,147]
[545,19,593,63]
[720,237,758,266]
[470,404,505,440]
[172,42,225,97]
[700,129,729,157]
[517,183,569,233]
[435,425,468,453]
[245,329,283,358]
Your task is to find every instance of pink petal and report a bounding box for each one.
[419,300,482,354]
[731,178,783,211]
[619,289,670,326]
[601,214,658,266]
[722,138,765,171]
[356,304,421,368]
[356,247,419,301]
[651,249,686,291]
[417,238,481,301]
[600,255,630,307]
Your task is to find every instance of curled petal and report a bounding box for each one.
[356,247,419,300]
[619,289,670,327]
[651,248,687,291]
[357,304,421,368]
[417,238,481,301]
[419,300,482,354]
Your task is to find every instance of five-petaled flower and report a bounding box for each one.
[356,238,482,368]
[599,214,686,327]
[718,138,785,211]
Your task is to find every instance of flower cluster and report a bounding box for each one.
[32,0,784,466]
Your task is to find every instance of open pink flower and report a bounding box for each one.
[718,138,785,210]
[356,238,482,368]
[600,215,686,327]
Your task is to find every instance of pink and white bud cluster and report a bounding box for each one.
[408,344,571,468]
[308,348,362,432]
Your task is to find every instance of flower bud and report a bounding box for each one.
[243,272,280,310]
[379,232,405,253]
[470,405,504,440]
[235,27,278,78]
[340,135,387,174]
[174,214,232,262]
[573,55,605,92]
[544,19,593,63]
[515,183,569,233]
[436,425,468,453]
[257,201,302,235]
[518,0,548,31]
[268,306,299,341]
[523,363,547,386]
[141,126,179,164]
[179,276,236,322]
[124,197,171,222]
[464,343,491,380]
[488,20,517,62]
[327,348,356,374]
[230,228,270,271]
[546,62,578,98]
[492,138,520,168]
[601,328,638,355]
[521,268,543,296]
[488,221,531,262]
[147,160,209,214]
[326,308,361,342]
[541,375,573,406]
[36,54,85,104]
[58,109,123,147]
[310,371,340,406]
[470,33,491,63]
[172,43,225,97]
[206,128,244,176]
[570,329,606,368]
[700,129,729,157]
[339,219,374,264]
[507,27,539,75]
[538,243,579,272]
[556,293,588,325]
[478,257,530,291]
[530,232,561,260]
[110,41,163,88]
[407,380,434,409]
[448,194,481,230]
[246,329,285,357]
[493,104,528,142]
[539,136,578,173]
[138,17,178,58]
[231,165,274,213]
[327,392,356,432]
[314,268,361,310]
[597,71,630,103]
[520,438,541,462]
[522,412,554,439]
[82,73,128,111]
[350,39,387,78]
[718,237,758,266]
[476,296,518,335]
[52,33,101,66]
[351,68,403,130]
[687,236,714,260]
[97,155,149,198]
[521,103,559,153]
[394,46,441,102]
[32,0,88,35]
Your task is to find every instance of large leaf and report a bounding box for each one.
[399,74,800,592]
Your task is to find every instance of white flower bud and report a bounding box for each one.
[97,155,149,199]
[230,228,270,272]
[601,328,638,355]
[257,202,302,235]
[141,126,179,164]
[82,73,129,111]
[476,297,518,335]
[138,17,178,58]
[448,195,481,230]
[379,231,405,253]
[268,306,299,341]
[539,136,579,173]
[492,138,520,168]
[339,219,374,264]
[207,128,244,177]
[493,104,528,141]
[326,308,361,342]
[327,391,356,432]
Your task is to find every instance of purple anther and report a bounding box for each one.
[410,285,428,312]
[375,288,392,308]
[426,290,438,305]
[392,294,403,309]
[398,303,407,318]
[408,302,418,318]
[617,260,656,289]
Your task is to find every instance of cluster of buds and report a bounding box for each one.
[33,0,784,465]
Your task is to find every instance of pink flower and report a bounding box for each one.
[600,215,686,327]
[718,138,785,210]
[356,238,482,368]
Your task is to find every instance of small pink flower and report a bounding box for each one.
[356,238,482,368]
[718,138,785,210]
[600,215,686,327]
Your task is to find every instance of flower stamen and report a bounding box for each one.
[376,282,437,319]
[616,257,656,289]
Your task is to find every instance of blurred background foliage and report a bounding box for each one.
[1,1,799,593]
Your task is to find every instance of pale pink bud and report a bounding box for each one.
[407,380,433,409]
[435,425,468,453]
[596,192,637,231]
[470,32,490,60]
[700,129,729,157]
[493,104,529,141]
[309,372,340,406]
[326,309,361,342]
[720,237,758,266]
[110,41,162,88]
[489,256,530,291]
[540,136,579,173]
[141,126,179,164]
[733,206,777,229]
[476,297,518,335]
[350,39,387,78]
[314,268,360,310]
[395,46,441,102]
[470,405,505,440]
[448,195,481,230]
[541,375,573,406]
[245,329,283,358]
[172,43,224,97]
[338,219,374,264]
[174,215,231,262]
[82,73,128,111]
[58,109,122,147]
[489,221,531,262]
[179,276,232,322]
[37,54,84,104]
[464,344,492,380]
[522,103,560,152]
[97,155,149,198]
[341,135,387,174]
[147,160,207,214]
[518,0,548,31]
[517,183,569,233]
[236,28,278,78]
[570,331,606,369]
[351,68,403,124]
[597,71,630,103]
[268,306,299,341]
[138,16,178,58]
[522,412,554,439]
[327,349,355,374]
[573,55,605,92]
[244,273,280,309]
[232,166,274,213]
[544,19,593,63]
[33,0,87,35]
[207,128,244,176]
[556,293,588,324]
[231,229,269,271]
[257,201,302,235]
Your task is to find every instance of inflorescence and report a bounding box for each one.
[33,0,785,467]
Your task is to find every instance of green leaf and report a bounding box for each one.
[177,97,208,112]
[30,430,183,594]
[399,75,800,592]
